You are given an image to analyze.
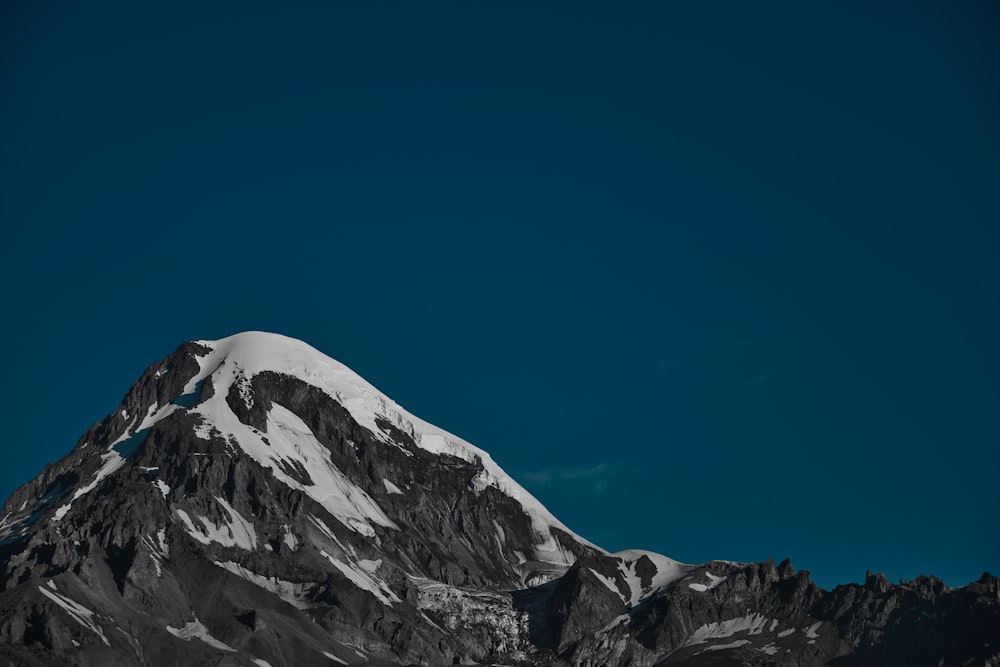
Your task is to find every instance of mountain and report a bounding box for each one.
[0,332,996,667]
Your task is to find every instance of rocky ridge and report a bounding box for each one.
[0,332,996,666]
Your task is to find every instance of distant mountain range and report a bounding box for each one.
[1,332,996,666]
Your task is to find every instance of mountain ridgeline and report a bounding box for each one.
[0,333,996,666]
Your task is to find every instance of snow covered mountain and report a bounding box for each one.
[0,332,996,666]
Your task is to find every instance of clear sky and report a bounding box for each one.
[2,1,998,590]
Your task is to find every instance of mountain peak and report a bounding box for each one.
[1,334,996,666]
[186,331,598,564]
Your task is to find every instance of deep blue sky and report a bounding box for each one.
[2,1,998,590]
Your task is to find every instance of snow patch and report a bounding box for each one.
[610,550,694,607]
[193,421,214,441]
[141,529,169,577]
[322,652,348,665]
[686,613,773,646]
[214,561,312,609]
[52,451,126,521]
[320,549,399,606]
[281,524,298,551]
[38,584,110,646]
[688,571,726,592]
[307,514,355,556]
[705,639,751,651]
[166,616,235,652]
[156,528,169,555]
[805,621,822,638]
[358,558,382,575]
[492,519,506,545]
[589,568,621,595]
[174,497,257,550]
[382,478,403,495]
[52,402,183,522]
[115,402,180,443]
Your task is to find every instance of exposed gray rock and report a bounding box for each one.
[0,333,995,666]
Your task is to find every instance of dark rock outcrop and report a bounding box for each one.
[0,333,996,666]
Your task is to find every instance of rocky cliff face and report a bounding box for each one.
[0,333,996,667]
[524,556,1000,666]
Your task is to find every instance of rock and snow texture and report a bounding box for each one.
[688,570,726,592]
[181,331,595,564]
[174,496,258,550]
[37,581,110,647]
[583,550,693,609]
[165,616,235,652]
[0,331,997,667]
[609,549,692,606]
[0,331,606,665]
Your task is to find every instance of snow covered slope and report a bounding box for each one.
[0,331,612,665]
[182,331,599,565]
[4,332,994,667]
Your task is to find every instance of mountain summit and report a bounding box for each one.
[0,333,996,666]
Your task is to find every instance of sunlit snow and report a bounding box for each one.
[140,529,169,577]
[382,478,403,495]
[612,550,693,607]
[52,402,182,522]
[214,560,311,609]
[186,332,597,565]
[589,568,621,596]
[166,616,235,652]
[38,583,110,646]
[175,496,257,551]
[307,514,355,556]
[705,639,751,651]
[281,524,298,551]
[320,549,400,606]
[688,571,726,592]
[685,613,773,646]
